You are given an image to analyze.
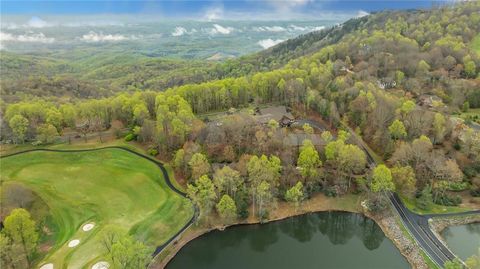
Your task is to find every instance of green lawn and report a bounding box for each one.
[0,148,193,269]
[400,195,472,215]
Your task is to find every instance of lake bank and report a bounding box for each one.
[431,215,480,260]
[166,211,409,269]
[149,193,431,269]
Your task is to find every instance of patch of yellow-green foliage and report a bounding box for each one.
[472,34,480,55]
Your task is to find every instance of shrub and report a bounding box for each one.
[433,192,462,206]
[367,195,388,212]
[148,148,159,156]
[324,186,337,197]
[305,182,322,195]
[463,166,477,179]
[258,210,269,222]
[354,177,368,194]
[31,140,42,146]
[447,181,469,192]
[453,142,461,151]
[470,189,480,197]
[416,187,433,210]
[235,188,249,220]
[124,133,136,142]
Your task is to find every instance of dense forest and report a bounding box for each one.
[1,0,480,235]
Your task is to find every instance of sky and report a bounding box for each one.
[1,0,450,20]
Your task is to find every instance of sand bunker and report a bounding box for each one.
[68,239,80,248]
[92,261,110,269]
[82,223,95,231]
[39,263,53,269]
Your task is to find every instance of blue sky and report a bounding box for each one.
[2,1,449,19]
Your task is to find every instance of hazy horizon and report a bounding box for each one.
[0,15,341,57]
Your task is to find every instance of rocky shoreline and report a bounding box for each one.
[429,214,480,251]
[365,208,429,269]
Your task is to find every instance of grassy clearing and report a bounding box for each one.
[0,148,193,268]
[400,195,472,215]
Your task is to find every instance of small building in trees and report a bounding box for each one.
[377,78,397,89]
[280,115,294,127]
[254,106,294,126]
[417,94,443,108]
[75,121,90,136]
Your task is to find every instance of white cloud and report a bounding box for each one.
[2,22,19,30]
[288,24,325,32]
[1,16,52,29]
[0,31,55,43]
[63,21,124,27]
[289,24,307,31]
[209,24,234,35]
[1,16,126,30]
[27,16,50,28]
[254,26,286,32]
[204,6,224,21]
[268,26,286,32]
[257,38,284,49]
[172,26,187,37]
[356,10,370,18]
[80,31,136,42]
[312,26,325,31]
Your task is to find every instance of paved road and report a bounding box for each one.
[298,118,480,268]
[351,135,479,268]
[389,193,462,267]
[293,119,327,131]
[359,138,479,268]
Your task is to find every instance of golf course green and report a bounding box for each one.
[0,148,194,268]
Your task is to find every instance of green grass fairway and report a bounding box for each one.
[0,148,193,269]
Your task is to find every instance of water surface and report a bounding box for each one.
[442,223,480,260]
[168,211,409,269]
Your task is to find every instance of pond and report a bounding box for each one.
[442,222,480,260]
[167,211,409,269]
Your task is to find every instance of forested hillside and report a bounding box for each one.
[0,16,365,102]
[2,3,479,105]
[2,2,480,230]
[3,2,479,139]
[0,51,221,101]
[212,15,370,77]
